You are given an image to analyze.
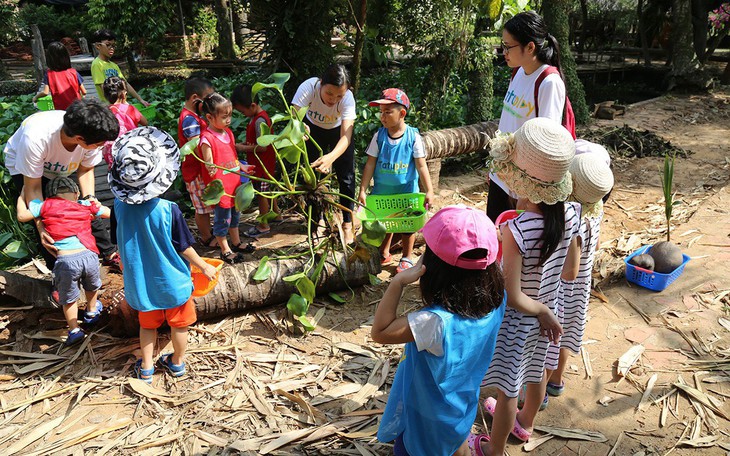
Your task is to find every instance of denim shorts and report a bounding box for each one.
[212,205,241,237]
[53,249,102,305]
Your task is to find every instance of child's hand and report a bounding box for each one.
[393,255,425,285]
[537,306,563,344]
[202,263,218,281]
[424,191,435,210]
[357,191,367,208]
[206,164,216,176]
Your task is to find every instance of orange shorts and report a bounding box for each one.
[138,298,197,329]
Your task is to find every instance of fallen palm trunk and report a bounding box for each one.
[108,250,380,336]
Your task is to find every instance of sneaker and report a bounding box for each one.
[102,252,122,273]
[65,328,86,346]
[83,300,103,325]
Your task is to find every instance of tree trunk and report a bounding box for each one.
[231,0,248,50]
[722,61,730,85]
[351,0,368,94]
[214,0,236,59]
[465,16,495,125]
[577,0,588,61]
[638,0,652,65]
[421,50,455,128]
[692,0,709,62]
[542,0,591,125]
[669,0,707,88]
[107,250,380,336]
[421,121,498,160]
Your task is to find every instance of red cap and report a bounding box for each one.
[369,88,410,110]
[420,205,498,270]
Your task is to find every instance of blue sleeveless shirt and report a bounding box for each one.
[378,299,506,455]
[372,125,420,194]
[115,198,193,312]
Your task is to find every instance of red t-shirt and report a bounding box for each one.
[199,128,240,208]
[45,69,82,111]
[40,197,100,254]
[178,107,207,183]
[245,110,276,179]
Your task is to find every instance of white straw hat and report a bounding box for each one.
[489,117,575,204]
[575,139,611,167]
[570,153,614,218]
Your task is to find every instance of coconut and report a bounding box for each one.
[649,241,684,274]
[629,253,655,271]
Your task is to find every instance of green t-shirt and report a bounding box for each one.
[91,57,125,102]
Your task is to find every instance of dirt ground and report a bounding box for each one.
[0,87,729,455]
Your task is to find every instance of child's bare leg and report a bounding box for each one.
[548,349,570,386]
[170,326,188,365]
[380,233,394,258]
[62,302,80,331]
[139,327,157,370]
[453,439,470,456]
[343,222,354,244]
[518,374,548,430]
[257,196,271,231]
[482,390,517,456]
[195,213,213,244]
[229,227,241,247]
[84,289,99,309]
[401,232,416,259]
[217,237,231,254]
[272,198,282,219]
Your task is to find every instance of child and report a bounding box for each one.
[231,84,282,237]
[91,29,148,106]
[16,177,110,345]
[358,88,434,273]
[109,127,217,383]
[486,11,569,222]
[101,76,147,168]
[373,205,506,456]
[196,93,249,263]
[179,77,216,247]
[481,117,581,455]
[545,153,614,397]
[32,42,86,111]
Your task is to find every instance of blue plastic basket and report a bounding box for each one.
[624,245,690,292]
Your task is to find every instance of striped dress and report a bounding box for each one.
[483,202,581,397]
[554,215,602,355]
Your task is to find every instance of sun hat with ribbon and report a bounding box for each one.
[488,117,575,205]
[108,127,180,204]
[420,205,498,270]
[569,153,614,219]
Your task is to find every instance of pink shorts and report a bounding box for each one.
[186,176,214,215]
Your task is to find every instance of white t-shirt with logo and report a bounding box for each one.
[491,64,565,197]
[291,77,356,130]
[4,111,102,179]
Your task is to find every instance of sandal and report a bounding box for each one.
[396,257,414,273]
[221,251,244,264]
[546,381,565,396]
[157,353,186,378]
[65,328,86,346]
[483,396,533,442]
[381,253,393,266]
[467,433,490,456]
[243,226,270,238]
[83,300,104,325]
[233,242,256,254]
[517,385,549,411]
[199,236,218,248]
[133,359,154,384]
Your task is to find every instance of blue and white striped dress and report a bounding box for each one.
[483,202,581,397]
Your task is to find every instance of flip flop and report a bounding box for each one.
[467,433,490,456]
[483,396,533,442]
[244,226,270,238]
[396,257,414,273]
[381,253,393,266]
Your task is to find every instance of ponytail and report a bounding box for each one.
[505,11,565,82]
[542,33,564,81]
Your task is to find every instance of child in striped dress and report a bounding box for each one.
[545,152,614,397]
[481,118,581,455]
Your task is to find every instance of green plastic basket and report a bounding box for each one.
[132,103,157,120]
[37,95,54,111]
[358,192,427,233]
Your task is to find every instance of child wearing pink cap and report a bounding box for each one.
[372,205,506,456]
[358,88,434,273]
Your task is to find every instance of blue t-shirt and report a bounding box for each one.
[114,198,195,312]
[378,299,506,455]
[29,199,103,251]
[372,126,420,195]
[181,115,202,140]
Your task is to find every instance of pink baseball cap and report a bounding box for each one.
[369,88,410,110]
[420,205,498,270]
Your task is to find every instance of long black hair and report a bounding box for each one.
[504,11,563,80]
[194,92,231,118]
[537,201,566,266]
[420,246,504,319]
[320,64,350,88]
[46,42,72,72]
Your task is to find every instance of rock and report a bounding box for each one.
[649,241,684,274]
[628,253,655,271]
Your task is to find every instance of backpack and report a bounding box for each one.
[511,66,576,139]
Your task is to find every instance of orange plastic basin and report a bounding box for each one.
[191,258,224,297]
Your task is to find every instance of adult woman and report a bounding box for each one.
[291,64,357,243]
[486,11,567,223]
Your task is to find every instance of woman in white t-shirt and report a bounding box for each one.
[487,11,567,222]
[291,64,357,243]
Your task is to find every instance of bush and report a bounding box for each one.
[0,80,38,96]
[17,4,93,42]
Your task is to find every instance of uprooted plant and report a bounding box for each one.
[180,73,386,332]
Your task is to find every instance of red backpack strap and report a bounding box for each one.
[533,66,559,117]
[510,67,519,81]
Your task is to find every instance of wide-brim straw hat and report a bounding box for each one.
[489,117,575,205]
[570,153,614,218]
[108,127,180,204]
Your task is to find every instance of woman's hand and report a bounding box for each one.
[311,152,336,174]
[537,306,562,345]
